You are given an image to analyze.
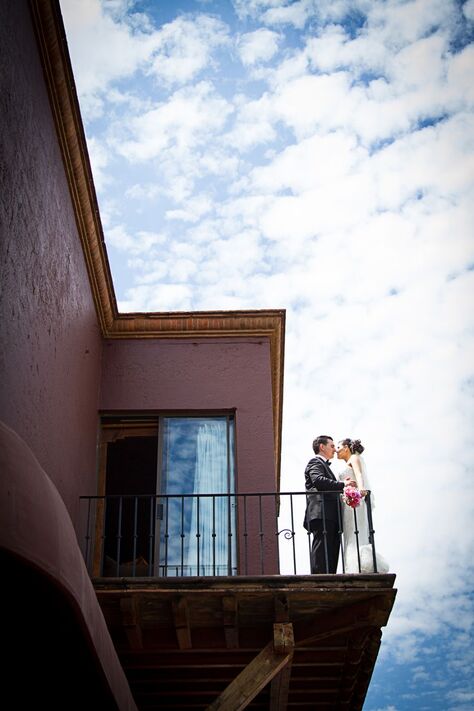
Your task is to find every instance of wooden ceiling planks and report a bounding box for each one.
[93,574,396,710]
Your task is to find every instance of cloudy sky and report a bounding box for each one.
[60,0,474,708]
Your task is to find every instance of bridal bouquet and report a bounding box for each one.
[342,486,362,509]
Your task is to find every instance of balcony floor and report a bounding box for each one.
[93,573,396,710]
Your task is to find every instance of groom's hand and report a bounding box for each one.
[344,478,357,488]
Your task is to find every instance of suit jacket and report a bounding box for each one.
[303,456,344,529]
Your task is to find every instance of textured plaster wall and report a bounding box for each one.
[101,338,276,493]
[0,1,102,525]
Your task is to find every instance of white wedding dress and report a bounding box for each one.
[338,457,389,574]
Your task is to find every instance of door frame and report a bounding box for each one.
[94,411,237,578]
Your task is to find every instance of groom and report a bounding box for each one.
[303,435,356,574]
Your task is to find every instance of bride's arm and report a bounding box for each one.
[348,455,367,493]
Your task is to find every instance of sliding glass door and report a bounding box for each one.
[156,415,236,576]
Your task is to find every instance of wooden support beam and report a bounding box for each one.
[274,594,290,622]
[120,596,143,650]
[172,596,192,650]
[206,624,294,711]
[273,623,294,654]
[222,595,239,649]
[270,623,294,711]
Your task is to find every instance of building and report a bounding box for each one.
[0,1,396,708]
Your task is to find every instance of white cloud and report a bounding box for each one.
[85,135,110,193]
[125,182,162,201]
[367,0,457,48]
[233,0,287,20]
[165,194,214,223]
[107,225,165,254]
[247,131,365,193]
[464,0,474,21]
[306,25,388,75]
[147,14,229,86]
[237,28,280,65]
[262,0,313,29]
[61,0,157,107]
[110,81,233,162]
[61,0,230,121]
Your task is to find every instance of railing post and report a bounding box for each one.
[180,495,185,577]
[132,496,138,577]
[243,495,249,575]
[84,497,92,573]
[258,495,264,574]
[321,495,329,574]
[337,495,345,574]
[148,496,154,577]
[366,492,378,573]
[290,494,296,575]
[196,495,201,577]
[212,495,217,576]
[353,507,361,573]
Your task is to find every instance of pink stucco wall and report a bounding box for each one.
[0,1,102,526]
[100,338,276,493]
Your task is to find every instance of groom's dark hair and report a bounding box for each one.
[312,435,333,454]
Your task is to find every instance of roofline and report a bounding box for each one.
[29,0,286,489]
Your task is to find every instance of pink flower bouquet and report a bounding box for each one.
[342,486,362,509]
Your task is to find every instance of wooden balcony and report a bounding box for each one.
[93,573,396,711]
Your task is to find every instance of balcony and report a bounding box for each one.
[79,491,396,711]
[80,491,384,578]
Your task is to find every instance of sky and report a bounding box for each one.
[59,0,474,709]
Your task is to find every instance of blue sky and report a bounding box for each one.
[60,1,474,708]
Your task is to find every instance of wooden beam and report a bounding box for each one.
[274,594,290,622]
[222,595,239,649]
[172,596,192,650]
[273,623,294,654]
[120,596,143,650]
[270,624,294,711]
[206,624,294,711]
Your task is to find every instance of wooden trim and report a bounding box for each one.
[101,423,159,442]
[29,0,286,490]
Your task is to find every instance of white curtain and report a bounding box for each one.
[187,420,235,575]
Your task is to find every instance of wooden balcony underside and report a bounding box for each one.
[94,574,396,711]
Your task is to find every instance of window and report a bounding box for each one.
[99,414,236,577]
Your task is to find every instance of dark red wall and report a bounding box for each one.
[0,1,102,525]
[100,338,276,493]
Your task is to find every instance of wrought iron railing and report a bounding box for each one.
[79,491,381,577]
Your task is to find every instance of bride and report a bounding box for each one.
[336,438,389,574]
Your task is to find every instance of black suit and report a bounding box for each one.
[303,456,344,574]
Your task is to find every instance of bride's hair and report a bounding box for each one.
[341,438,365,454]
